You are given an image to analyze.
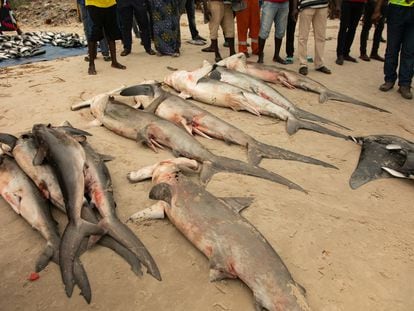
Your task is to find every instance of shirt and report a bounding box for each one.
[265,0,289,3]
[85,0,116,7]
[389,0,414,6]
[298,0,328,10]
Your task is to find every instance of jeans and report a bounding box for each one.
[79,3,109,55]
[360,1,385,56]
[259,1,289,40]
[336,0,364,57]
[384,4,414,87]
[186,0,199,39]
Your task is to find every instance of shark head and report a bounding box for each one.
[216,53,247,72]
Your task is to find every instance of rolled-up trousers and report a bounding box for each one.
[236,0,260,54]
[208,1,235,40]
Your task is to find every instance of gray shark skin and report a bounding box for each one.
[0,154,93,302]
[0,132,145,280]
[132,160,311,311]
[85,94,307,192]
[216,53,389,113]
[81,140,161,281]
[120,83,337,169]
[163,67,350,140]
[350,135,414,189]
[209,66,351,130]
[31,124,104,301]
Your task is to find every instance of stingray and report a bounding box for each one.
[350,135,414,189]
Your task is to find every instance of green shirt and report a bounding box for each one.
[389,0,414,6]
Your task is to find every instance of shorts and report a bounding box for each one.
[86,4,121,41]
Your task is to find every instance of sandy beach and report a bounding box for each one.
[0,11,413,311]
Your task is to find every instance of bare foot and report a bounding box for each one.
[88,65,97,75]
[111,62,126,70]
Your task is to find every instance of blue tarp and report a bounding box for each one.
[0,45,87,67]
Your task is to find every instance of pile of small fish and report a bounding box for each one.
[0,31,86,60]
[0,124,160,303]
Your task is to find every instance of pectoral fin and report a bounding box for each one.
[33,146,48,165]
[218,197,254,213]
[149,183,173,204]
[129,201,167,221]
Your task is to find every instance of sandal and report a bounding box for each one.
[285,56,293,64]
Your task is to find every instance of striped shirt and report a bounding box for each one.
[298,0,328,10]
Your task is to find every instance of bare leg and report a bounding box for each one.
[88,41,97,75]
[108,40,126,70]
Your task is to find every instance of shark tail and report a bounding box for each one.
[286,117,349,140]
[294,107,351,131]
[247,140,337,169]
[320,90,390,113]
[201,156,307,193]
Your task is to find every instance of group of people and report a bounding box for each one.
[79,0,412,99]
[78,0,211,75]
[1,0,413,99]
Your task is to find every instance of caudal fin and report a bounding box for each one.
[98,236,143,276]
[321,90,390,113]
[294,107,351,131]
[80,205,143,276]
[286,117,349,140]
[248,140,337,169]
[207,156,307,193]
[59,221,104,300]
[105,217,161,281]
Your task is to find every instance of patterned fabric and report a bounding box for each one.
[148,0,181,55]
[0,0,18,32]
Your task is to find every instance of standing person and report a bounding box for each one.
[86,0,125,75]
[373,0,414,99]
[0,0,22,35]
[236,0,260,57]
[292,0,331,75]
[77,0,111,62]
[257,0,290,64]
[359,0,386,62]
[335,0,367,65]
[117,0,155,56]
[186,0,207,44]
[147,0,181,56]
[201,0,235,62]
[285,0,297,63]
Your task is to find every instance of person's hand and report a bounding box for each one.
[291,8,299,22]
[372,9,381,24]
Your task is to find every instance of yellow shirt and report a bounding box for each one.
[85,0,116,8]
